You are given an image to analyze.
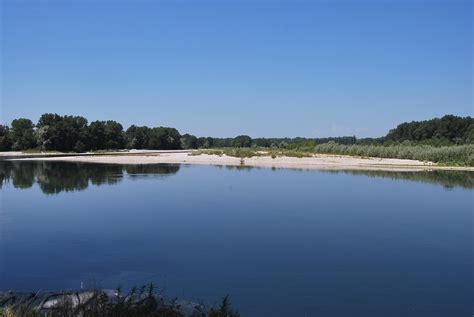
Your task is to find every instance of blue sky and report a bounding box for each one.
[1,0,472,137]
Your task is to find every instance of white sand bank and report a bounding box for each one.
[6,151,474,171]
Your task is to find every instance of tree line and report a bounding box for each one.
[0,113,472,152]
[0,114,181,152]
[385,115,473,144]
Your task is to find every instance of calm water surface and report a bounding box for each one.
[0,161,472,316]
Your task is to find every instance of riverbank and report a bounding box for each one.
[2,150,473,171]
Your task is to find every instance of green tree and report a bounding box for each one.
[87,121,106,150]
[0,125,13,151]
[233,135,252,147]
[465,123,474,144]
[87,120,125,150]
[386,115,473,144]
[11,118,36,150]
[197,137,214,148]
[125,125,150,149]
[147,127,181,149]
[180,133,198,149]
[36,113,88,152]
[104,120,125,149]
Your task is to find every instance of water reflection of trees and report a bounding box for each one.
[1,161,471,192]
[222,165,473,189]
[321,169,474,189]
[0,161,180,194]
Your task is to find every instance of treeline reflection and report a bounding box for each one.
[0,161,472,193]
[0,161,180,194]
[219,165,473,189]
[321,169,473,189]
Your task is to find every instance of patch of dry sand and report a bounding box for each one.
[7,151,473,171]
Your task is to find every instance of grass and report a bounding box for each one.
[191,148,312,159]
[191,144,474,167]
[311,142,474,166]
[16,142,474,166]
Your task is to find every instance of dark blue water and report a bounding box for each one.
[0,161,472,316]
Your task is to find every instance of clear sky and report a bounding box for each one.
[1,0,472,138]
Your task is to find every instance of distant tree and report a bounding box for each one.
[196,137,214,148]
[125,125,150,149]
[11,118,36,150]
[0,125,13,151]
[36,113,61,150]
[104,120,125,149]
[252,138,271,147]
[65,115,89,152]
[233,135,252,147]
[4,113,473,152]
[36,113,88,152]
[314,136,356,145]
[87,121,107,150]
[180,134,198,149]
[356,137,384,145]
[386,115,473,144]
[466,123,474,144]
[277,141,288,148]
[87,120,125,150]
[147,127,181,150]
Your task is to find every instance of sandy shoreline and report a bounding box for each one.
[2,150,473,172]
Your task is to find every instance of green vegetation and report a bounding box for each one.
[312,142,473,166]
[208,295,240,317]
[193,144,473,166]
[0,125,13,151]
[10,118,36,150]
[192,148,312,159]
[0,113,181,152]
[385,115,473,144]
[1,113,473,165]
[126,125,181,150]
[187,115,473,149]
[0,284,238,317]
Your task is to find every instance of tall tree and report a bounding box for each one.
[87,120,125,150]
[147,127,181,150]
[125,125,150,149]
[11,118,36,150]
[0,125,13,151]
[180,134,198,149]
[36,113,88,152]
[386,115,474,144]
[104,120,125,149]
[233,135,252,147]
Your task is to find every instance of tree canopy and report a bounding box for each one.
[386,115,473,145]
[0,113,472,152]
[11,118,36,150]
